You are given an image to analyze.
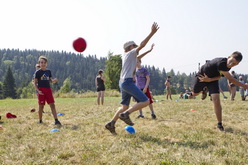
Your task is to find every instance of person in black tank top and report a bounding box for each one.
[95,69,105,105]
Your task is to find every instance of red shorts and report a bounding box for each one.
[38,88,55,105]
[144,88,153,104]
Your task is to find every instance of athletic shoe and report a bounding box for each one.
[223,96,227,99]
[105,123,117,135]
[217,124,224,131]
[137,115,144,118]
[55,120,62,125]
[119,113,134,126]
[151,114,157,119]
[201,87,208,100]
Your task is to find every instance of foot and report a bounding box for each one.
[217,124,224,131]
[223,96,227,99]
[137,115,144,118]
[55,120,62,125]
[105,123,117,135]
[201,87,208,100]
[119,113,134,126]
[151,114,156,119]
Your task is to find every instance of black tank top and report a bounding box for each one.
[97,77,105,88]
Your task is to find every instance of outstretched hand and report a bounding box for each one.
[151,22,159,34]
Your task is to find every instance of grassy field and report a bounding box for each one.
[0,94,248,165]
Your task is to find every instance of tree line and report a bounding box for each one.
[0,49,247,99]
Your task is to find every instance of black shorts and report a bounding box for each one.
[97,87,105,92]
[192,74,219,95]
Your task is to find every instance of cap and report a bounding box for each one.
[123,41,137,49]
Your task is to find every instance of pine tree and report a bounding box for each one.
[3,66,17,99]
[0,82,4,99]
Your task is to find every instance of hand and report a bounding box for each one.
[150,43,155,51]
[198,74,210,82]
[151,22,159,34]
[52,78,58,83]
[38,90,44,95]
[143,88,147,93]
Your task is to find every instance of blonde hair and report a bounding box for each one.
[38,56,48,63]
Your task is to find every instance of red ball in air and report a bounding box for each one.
[73,37,87,52]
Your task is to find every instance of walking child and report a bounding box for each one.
[33,56,61,125]
[105,22,159,134]
[192,51,248,131]
[135,44,156,119]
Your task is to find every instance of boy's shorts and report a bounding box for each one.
[38,88,55,105]
[193,74,219,95]
[120,78,148,106]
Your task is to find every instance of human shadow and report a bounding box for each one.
[224,127,248,136]
[138,134,209,149]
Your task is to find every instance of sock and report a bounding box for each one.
[218,122,222,126]
[110,121,116,126]
[124,111,130,115]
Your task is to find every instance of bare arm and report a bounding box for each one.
[33,79,43,95]
[136,22,159,54]
[95,77,98,87]
[137,44,155,60]
[198,74,221,82]
[101,75,106,82]
[222,71,248,89]
[143,75,150,93]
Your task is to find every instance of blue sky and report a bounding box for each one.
[1,0,248,75]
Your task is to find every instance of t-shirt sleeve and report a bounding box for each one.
[217,60,229,72]
[34,70,39,79]
[144,68,150,76]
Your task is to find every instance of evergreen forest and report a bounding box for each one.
[0,49,246,99]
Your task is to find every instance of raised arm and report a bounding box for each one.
[136,22,159,54]
[137,44,155,60]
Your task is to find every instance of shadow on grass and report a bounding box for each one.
[224,127,248,136]
[139,134,209,149]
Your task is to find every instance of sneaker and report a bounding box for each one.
[223,96,228,99]
[55,120,62,125]
[217,124,224,131]
[119,113,134,126]
[137,115,144,118]
[105,123,117,135]
[201,87,208,100]
[151,114,157,119]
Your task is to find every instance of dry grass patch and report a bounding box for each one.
[0,94,248,164]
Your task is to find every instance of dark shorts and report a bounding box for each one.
[38,88,55,105]
[120,78,148,106]
[192,74,219,95]
[97,86,105,92]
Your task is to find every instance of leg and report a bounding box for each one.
[101,91,105,105]
[97,91,101,105]
[38,104,44,122]
[211,93,224,131]
[49,103,58,120]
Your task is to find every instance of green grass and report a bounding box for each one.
[0,94,248,165]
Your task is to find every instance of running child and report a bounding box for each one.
[105,22,159,134]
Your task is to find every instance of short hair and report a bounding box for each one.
[38,56,48,63]
[98,69,103,75]
[168,76,171,78]
[231,51,242,62]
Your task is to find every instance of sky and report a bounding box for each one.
[1,0,248,75]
